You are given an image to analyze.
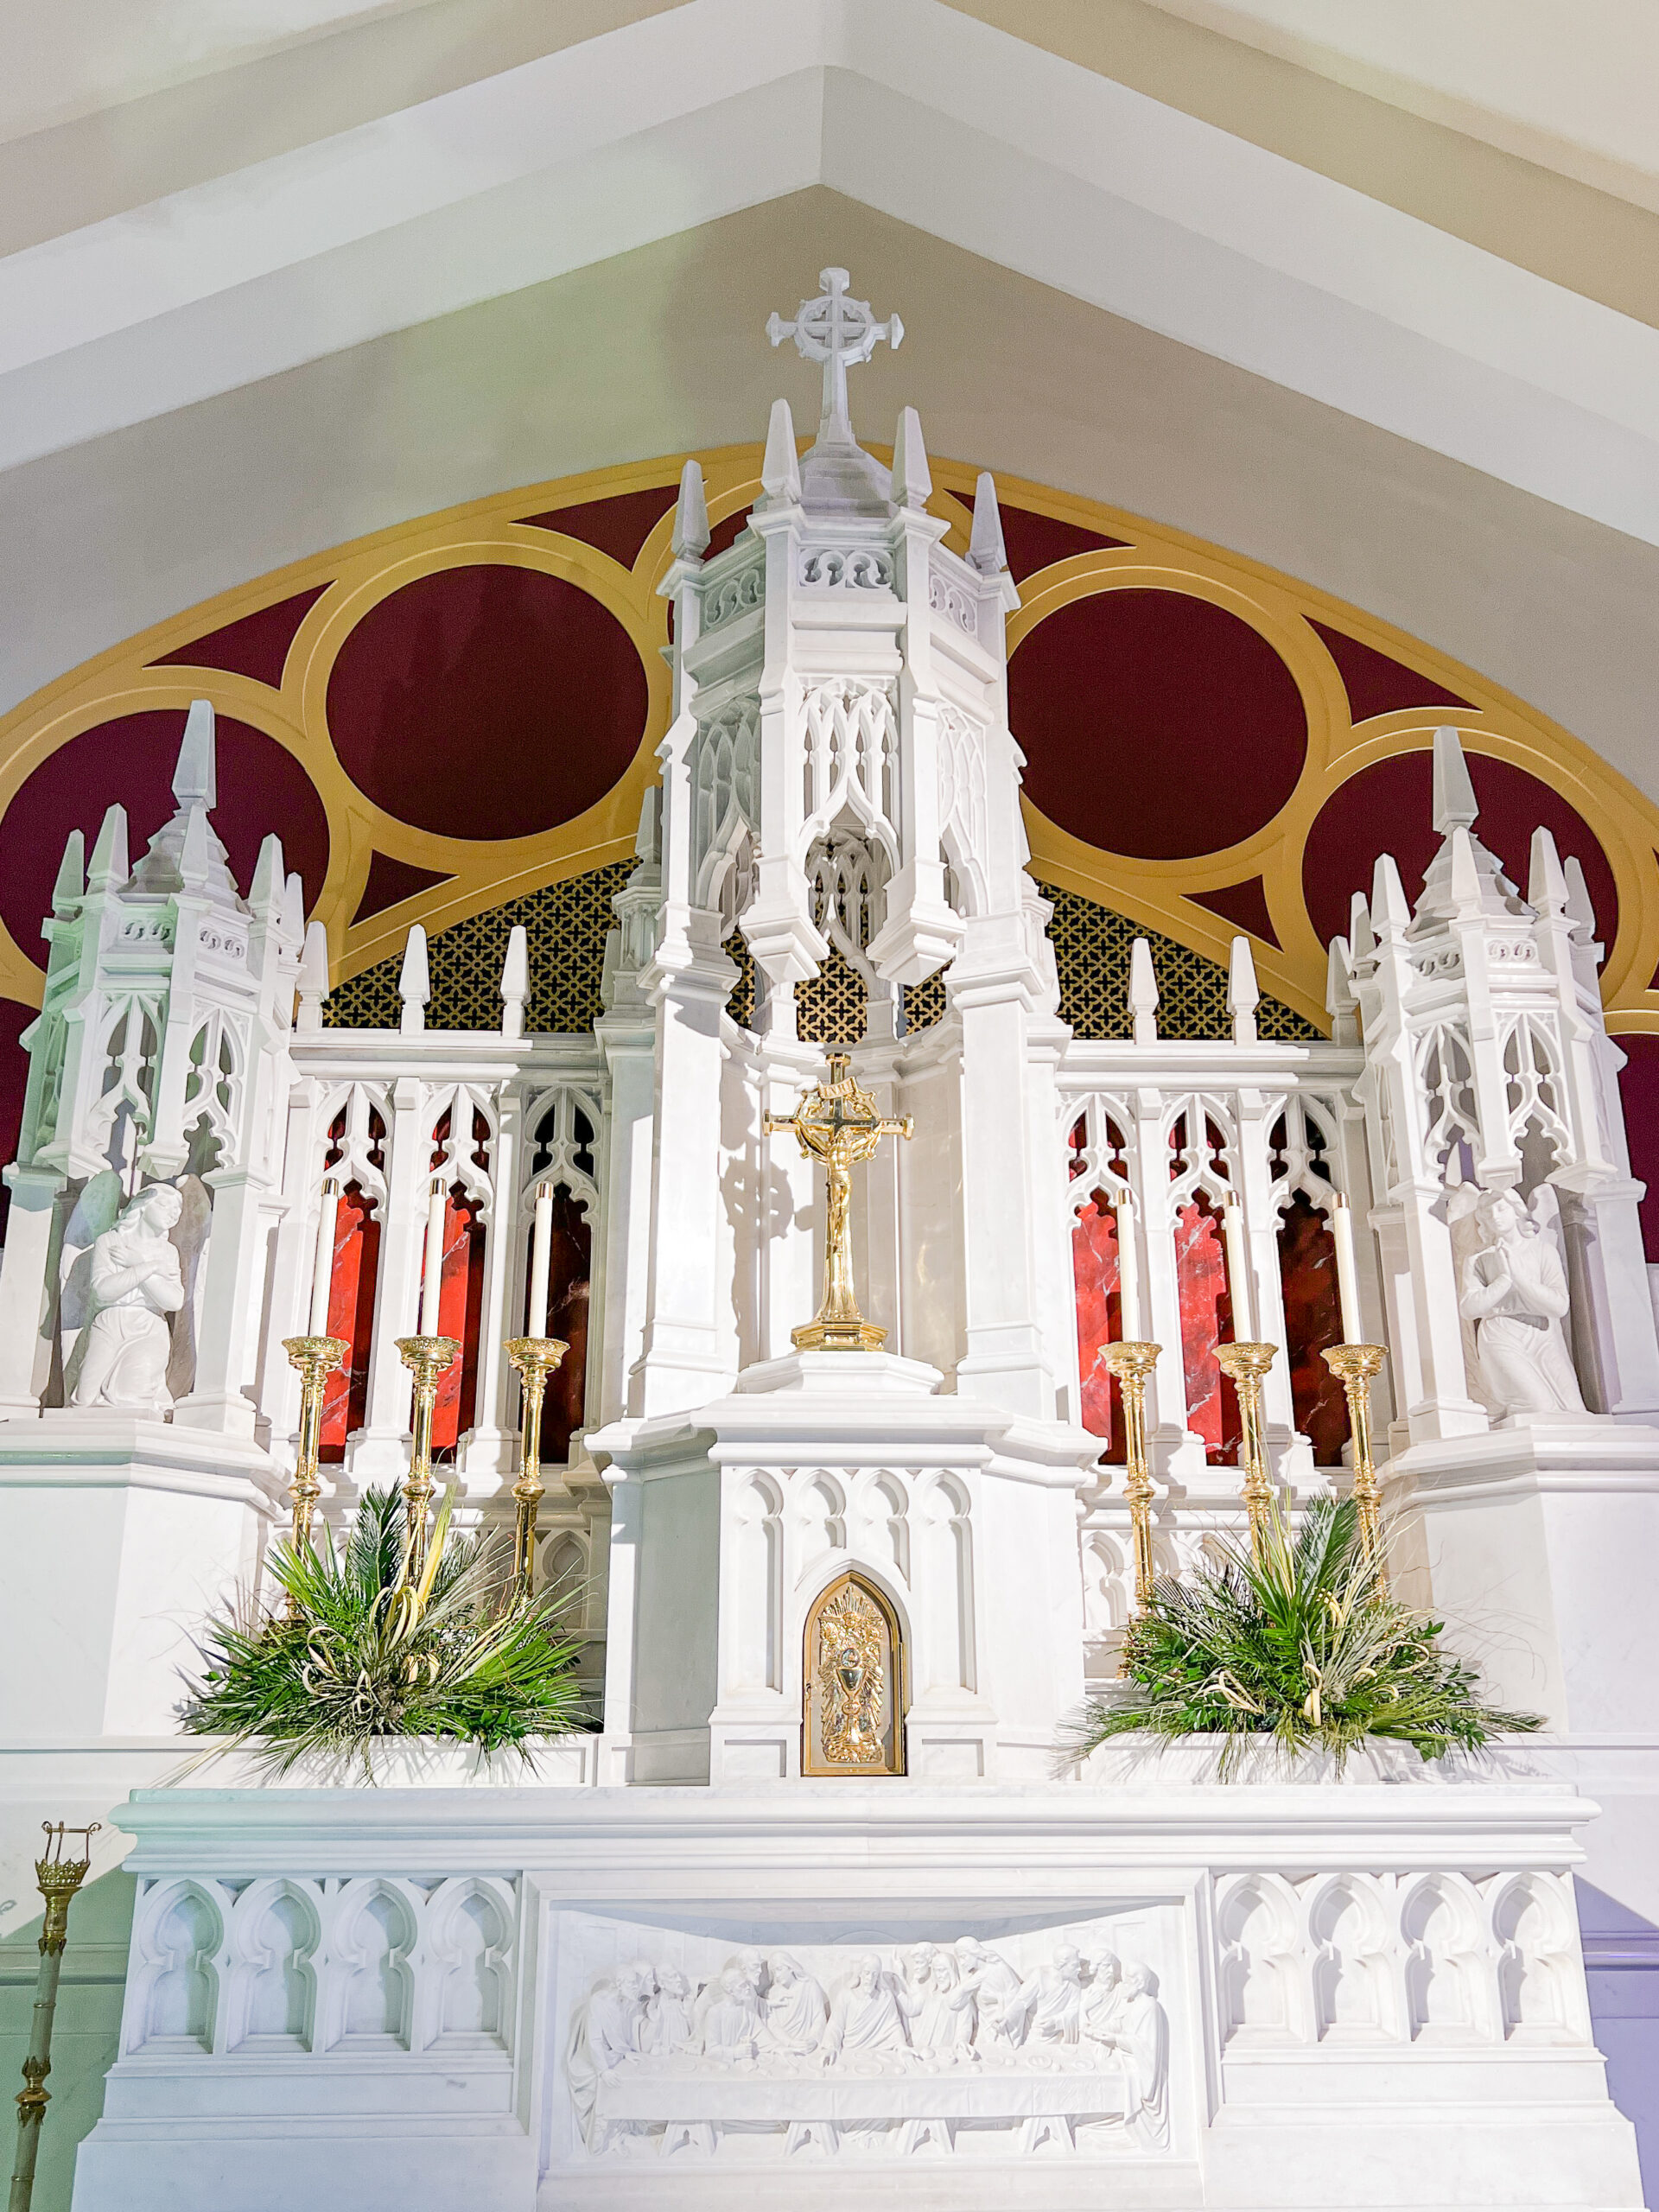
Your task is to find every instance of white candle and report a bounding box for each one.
[1116,1191,1142,1340]
[418,1177,448,1336]
[1332,1192,1363,1344]
[1222,1195,1255,1339]
[528,1179,554,1338]
[307,1177,340,1335]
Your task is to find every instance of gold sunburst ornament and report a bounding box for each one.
[766,1053,912,1351]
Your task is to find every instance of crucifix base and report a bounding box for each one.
[791,1315,887,1352]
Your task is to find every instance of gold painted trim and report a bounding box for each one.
[1,444,1656,1046]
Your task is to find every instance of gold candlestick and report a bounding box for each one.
[395,1334,461,1581]
[280,1334,347,1570]
[504,1335,569,1588]
[766,1054,912,1351]
[1098,1340,1162,1622]
[1322,1342,1389,1578]
[10,1822,98,2212]
[1213,1340,1279,1560]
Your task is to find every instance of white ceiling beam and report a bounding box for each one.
[2,0,1658,548]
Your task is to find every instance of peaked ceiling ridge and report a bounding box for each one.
[0,0,1656,551]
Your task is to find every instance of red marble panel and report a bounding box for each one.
[1277,1193,1348,1464]
[998,505,1128,584]
[319,1185,380,1462]
[1307,620,1472,724]
[325,563,648,841]
[518,486,677,569]
[1010,589,1308,861]
[1072,1196,1126,1462]
[1174,1198,1242,1462]
[353,851,453,924]
[149,584,332,690]
[430,1192,486,1453]
[704,509,752,560]
[1189,876,1280,950]
[1616,1033,1659,1263]
[523,1186,593,1464]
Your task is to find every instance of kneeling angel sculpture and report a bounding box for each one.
[67,1183,186,1414]
[1452,1184,1586,1418]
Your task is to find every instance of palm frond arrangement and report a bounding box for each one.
[180,1485,588,1779]
[1067,1496,1540,1778]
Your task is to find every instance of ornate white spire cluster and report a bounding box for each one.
[1340,725,1659,1431]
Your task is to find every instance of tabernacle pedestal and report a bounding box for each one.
[590,1350,1102,1787]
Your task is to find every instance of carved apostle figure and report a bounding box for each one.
[566,1959,654,2148]
[70,1183,186,1413]
[952,1936,1024,2052]
[701,1963,766,2064]
[1007,1942,1085,2045]
[1457,1187,1586,1416]
[645,1966,696,2054]
[1096,1965,1170,2149]
[917,1945,976,2061]
[764,1953,829,2054]
[1081,1948,1124,2048]
[821,1953,911,2064]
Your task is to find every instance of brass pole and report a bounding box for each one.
[1098,1340,1162,1612]
[1322,1342,1389,1580]
[504,1336,569,1589]
[279,1333,347,1602]
[394,1335,461,1582]
[1213,1341,1279,1560]
[10,1824,98,2212]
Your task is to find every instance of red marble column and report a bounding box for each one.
[319,1184,379,1461]
[1072,1196,1126,1462]
[1278,1192,1348,1464]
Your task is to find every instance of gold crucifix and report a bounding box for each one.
[766,1053,912,1351]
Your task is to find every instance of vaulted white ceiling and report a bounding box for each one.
[4,0,1658,546]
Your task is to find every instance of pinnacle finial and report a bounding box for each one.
[398,925,429,1037]
[969,472,1008,575]
[1432,726,1478,836]
[1227,936,1259,1046]
[760,397,803,504]
[499,925,530,1040]
[174,698,217,813]
[1128,937,1160,1045]
[766,267,902,449]
[87,803,129,893]
[891,406,931,508]
[671,459,709,559]
[51,830,85,912]
[296,919,330,1033]
[1326,937,1358,1041]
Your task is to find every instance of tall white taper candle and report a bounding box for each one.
[1116,1191,1142,1339]
[528,1179,554,1338]
[308,1177,340,1335]
[418,1176,447,1335]
[1331,1192,1363,1344]
[1221,1195,1255,1338]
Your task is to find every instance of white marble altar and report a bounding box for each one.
[0,267,1653,2212]
[69,1766,1639,2211]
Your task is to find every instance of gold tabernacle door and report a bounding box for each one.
[802,1572,906,1777]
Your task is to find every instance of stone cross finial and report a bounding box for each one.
[766,268,903,448]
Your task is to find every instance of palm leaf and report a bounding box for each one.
[180,1485,590,1780]
[1064,1495,1540,1778]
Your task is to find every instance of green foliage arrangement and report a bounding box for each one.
[180,1485,588,1779]
[1069,1497,1541,1778]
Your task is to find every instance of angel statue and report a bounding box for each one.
[1452,1184,1586,1418]
[67,1183,187,1413]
